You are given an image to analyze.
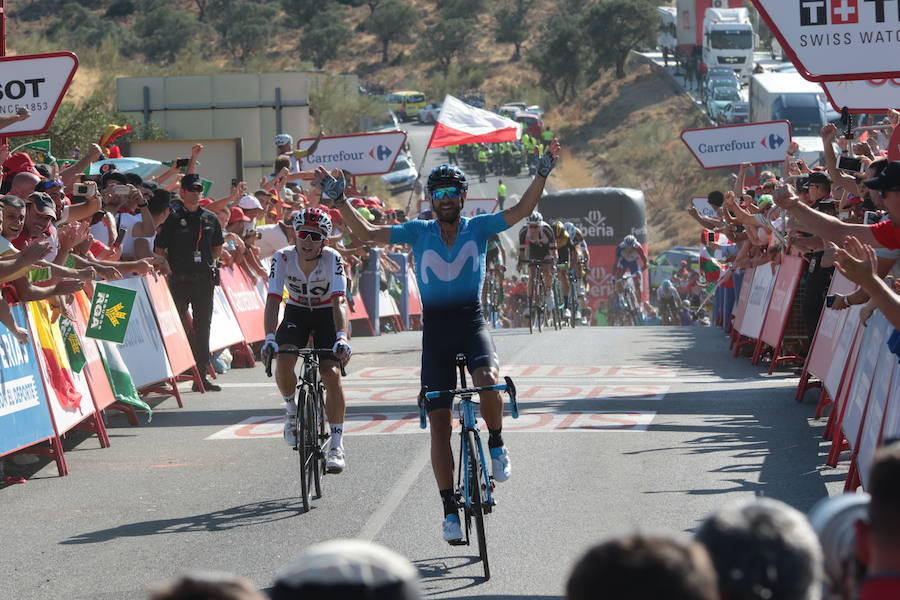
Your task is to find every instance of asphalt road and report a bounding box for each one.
[2,324,847,599]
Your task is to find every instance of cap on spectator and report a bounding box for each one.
[228,206,251,223]
[238,194,263,211]
[100,171,128,189]
[350,198,365,207]
[254,189,272,198]
[328,208,343,224]
[141,180,159,191]
[181,173,204,191]
[761,178,778,188]
[358,207,375,222]
[124,172,143,187]
[3,152,40,177]
[282,187,295,202]
[28,192,57,218]
[797,177,810,192]
[149,189,171,212]
[863,161,900,191]
[808,171,831,186]
[845,194,863,206]
[756,194,773,209]
[271,539,421,600]
[199,198,214,208]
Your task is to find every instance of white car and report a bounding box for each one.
[417,103,442,124]
[381,155,418,193]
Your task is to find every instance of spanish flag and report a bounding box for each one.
[28,300,82,412]
[99,124,133,159]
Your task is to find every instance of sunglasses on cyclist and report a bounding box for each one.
[297,230,324,241]
[431,186,462,200]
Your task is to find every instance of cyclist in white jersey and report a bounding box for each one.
[261,207,352,473]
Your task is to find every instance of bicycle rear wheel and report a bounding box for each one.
[297,388,314,512]
[466,430,490,580]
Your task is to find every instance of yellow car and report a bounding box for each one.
[386,90,427,122]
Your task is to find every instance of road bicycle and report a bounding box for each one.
[484,264,505,328]
[265,348,345,513]
[418,354,519,581]
[548,268,564,330]
[523,259,548,334]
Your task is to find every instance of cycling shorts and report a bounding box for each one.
[420,305,499,412]
[275,305,338,362]
[557,244,571,265]
[486,247,503,267]
[616,258,641,275]
[527,245,552,263]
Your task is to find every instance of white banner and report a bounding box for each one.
[824,304,864,400]
[821,78,900,113]
[297,131,408,176]
[752,0,900,82]
[739,264,777,339]
[0,52,78,136]
[105,277,173,389]
[681,121,792,169]
[692,197,717,219]
[206,286,244,352]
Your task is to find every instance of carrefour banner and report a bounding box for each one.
[681,121,792,169]
[0,304,55,456]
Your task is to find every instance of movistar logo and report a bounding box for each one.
[420,240,478,284]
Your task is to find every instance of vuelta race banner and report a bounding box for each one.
[821,78,900,113]
[681,121,792,169]
[0,304,55,456]
[85,283,137,344]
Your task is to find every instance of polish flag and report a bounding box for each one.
[427,95,521,148]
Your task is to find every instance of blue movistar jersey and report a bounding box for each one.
[390,213,509,310]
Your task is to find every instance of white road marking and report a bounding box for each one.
[358,442,431,542]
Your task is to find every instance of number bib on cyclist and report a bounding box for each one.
[390,213,509,311]
[267,246,346,308]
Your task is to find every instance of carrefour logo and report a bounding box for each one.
[799,0,900,26]
[369,145,393,161]
[760,133,785,149]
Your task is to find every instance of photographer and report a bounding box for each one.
[154,173,224,393]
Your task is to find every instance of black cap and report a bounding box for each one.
[28,192,57,218]
[124,172,143,187]
[181,173,203,191]
[863,161,900,191]
[797,177,810,192]
[148,189,172,213]
[807,171,831,186]
[100,171,127,189]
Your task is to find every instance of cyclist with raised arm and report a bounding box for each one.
[517,211,557,316]
[260,208,352,474]
[323,139,561,544]
[614,234,647,304]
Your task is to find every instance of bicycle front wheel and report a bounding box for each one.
[312,387,326,498]
[467,430,490,580]
[297,388,314,512]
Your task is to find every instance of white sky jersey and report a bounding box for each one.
[267,245,346,308]
[518,222,556,248]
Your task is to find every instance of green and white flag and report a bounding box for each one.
[97,341,152,419]
[13,139,55,164]
[58,316,87,374]
[86,283,137,344]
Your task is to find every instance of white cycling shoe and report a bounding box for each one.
[490,446,511,482]
[564,308,572,319]
[325,446,346,474]
[442,514,464,544]
[283,415,296,447]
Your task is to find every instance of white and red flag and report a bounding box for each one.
[427,94,521,148]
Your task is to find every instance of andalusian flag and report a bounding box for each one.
[12,139,55,164]
[97,341,153,418]
[28,301,83,411]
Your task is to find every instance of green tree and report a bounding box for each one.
[365,0,418,63]
[583,0,656,79]
[494,0,533,62]
[439,0,484,19]
[134,5,197,63]
[214,1,280,63]
[46,3,126,47]
[528,13,586,103]
[281,0,319,28]
[301,4,351,68]
[418,18,474,77]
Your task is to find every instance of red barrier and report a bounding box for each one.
[348,290,374,336]
[753,256,804,373]
[219,266,266,343]
[143,274,196,376]
[795,273,858,403]
[407,267,422,329]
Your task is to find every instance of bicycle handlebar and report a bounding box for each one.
[419,376,519,429]
[264,348,347,378]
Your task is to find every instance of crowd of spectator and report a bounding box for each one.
[144,441,900,599]
[686,110,900,357]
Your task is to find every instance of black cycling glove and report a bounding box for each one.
[536,152,556,178]
[320,173,347,204]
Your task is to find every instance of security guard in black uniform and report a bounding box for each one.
[154,173,225,392]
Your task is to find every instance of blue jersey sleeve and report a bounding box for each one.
[390,220,426,245]
[470,212,509,239]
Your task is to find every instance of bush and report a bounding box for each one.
[214,1,280,63]
[310,79,389,135]
[134,5,198,64]
[301,3,351,69]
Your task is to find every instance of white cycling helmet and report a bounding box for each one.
[526,211,543,225]
[275,133,293,147]
[661,279,674,290]
[292,207,333,237]
[623,234,639,248]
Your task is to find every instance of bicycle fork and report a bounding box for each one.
[458,398,496,510]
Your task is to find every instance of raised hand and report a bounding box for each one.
[834,235,878,287]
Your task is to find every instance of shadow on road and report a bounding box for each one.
[61,498,305,544]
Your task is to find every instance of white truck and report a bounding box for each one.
[749,72,833,166]
[702,8,756,80]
